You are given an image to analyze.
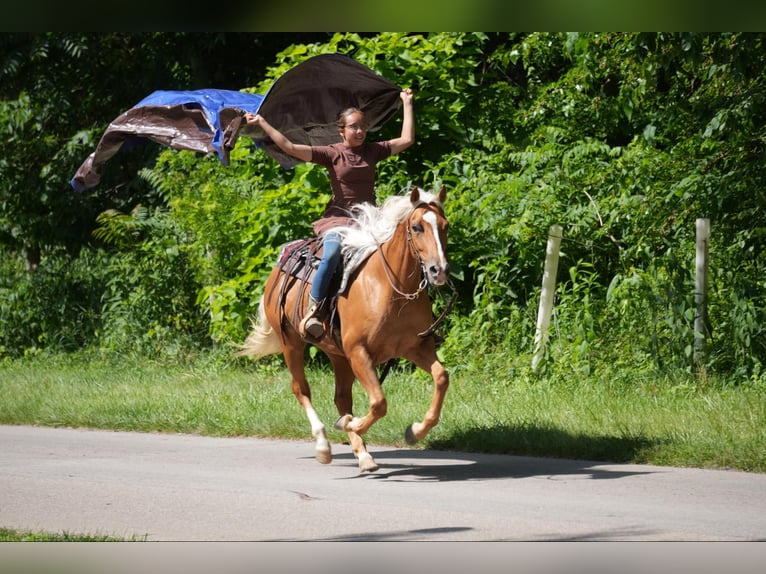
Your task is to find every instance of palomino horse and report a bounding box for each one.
[238,186,450,472]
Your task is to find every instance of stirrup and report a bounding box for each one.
[299,297,325,338]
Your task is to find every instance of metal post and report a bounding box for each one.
[694,218,710,365]
[532,225,563,372]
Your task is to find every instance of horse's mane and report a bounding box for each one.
[338,187,442,254]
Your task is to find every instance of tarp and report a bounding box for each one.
[71,54,402,192]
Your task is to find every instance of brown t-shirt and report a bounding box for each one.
[310,141,392,236]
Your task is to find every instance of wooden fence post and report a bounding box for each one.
[694,218,710,366]
[532,225,563,372]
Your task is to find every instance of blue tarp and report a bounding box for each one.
[71,54,402,192]
[132,88,266,160]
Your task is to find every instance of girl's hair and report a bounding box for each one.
[335,107,367,130]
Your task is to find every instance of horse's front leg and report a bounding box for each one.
[404,341,450,445]
[328,355,378,472]
[335,346,387,438]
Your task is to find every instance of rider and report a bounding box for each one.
[245,88,415,339]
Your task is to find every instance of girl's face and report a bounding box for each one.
[339,111,368,147]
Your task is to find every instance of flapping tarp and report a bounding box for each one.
[70,54,402,192]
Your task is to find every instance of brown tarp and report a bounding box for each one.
[71,54,402,191]
[246,53,402,167]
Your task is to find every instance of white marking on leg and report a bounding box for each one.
[306,406,329,451]
[305,405,325,437]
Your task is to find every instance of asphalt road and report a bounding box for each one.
[1,424,765,542]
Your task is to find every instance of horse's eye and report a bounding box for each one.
[412,223,424,233]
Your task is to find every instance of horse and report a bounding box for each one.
[237,185,451,472]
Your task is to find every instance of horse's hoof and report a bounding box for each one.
[334,414,353,431]
[404,424,418,445]
[358,453,379,472]
[316,448,332,464]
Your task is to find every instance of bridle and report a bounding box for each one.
[374,224,428,301]
[374,205,458,337]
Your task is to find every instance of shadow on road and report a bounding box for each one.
[295,524,662,541]
[298,526,476,542]
[330,445,657,483]
[327,423,660,482]
[429,423,660,463]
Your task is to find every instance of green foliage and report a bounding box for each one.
[0,93,97,268]
[457,32,766,380]
[144,143,326,343]
[0,33,326,266]
[706,262,765,380]
[605,259,697,372]
[92,205,208,358]
[1,32,765,384]
[0,247,105,357]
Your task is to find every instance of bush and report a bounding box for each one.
[0,248,104,356]
[92,205,210,358]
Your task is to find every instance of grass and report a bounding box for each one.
[0,527,146,542]
[0,351,764,472]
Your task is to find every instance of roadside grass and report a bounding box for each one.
[1,351,764,472]
[0,527,146,542]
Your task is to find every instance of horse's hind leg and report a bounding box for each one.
[283,344,332,464]
[329,355,378,472]
[404,343,450,444]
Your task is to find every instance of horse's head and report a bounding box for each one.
[408,186,450,286]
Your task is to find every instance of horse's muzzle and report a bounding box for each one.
[427,263,449,286]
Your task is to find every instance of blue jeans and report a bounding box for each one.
[311,231,342,302]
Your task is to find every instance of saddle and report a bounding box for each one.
[272,236,344,344]
[276,237,324,286]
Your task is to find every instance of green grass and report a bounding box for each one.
[1,352,764,472]
[0,527,146,541]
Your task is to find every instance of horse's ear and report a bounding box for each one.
[437,185,447,204]
[410,186,420,204]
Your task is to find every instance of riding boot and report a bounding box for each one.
[299,296,325,339]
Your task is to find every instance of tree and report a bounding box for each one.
[0,32,328,269]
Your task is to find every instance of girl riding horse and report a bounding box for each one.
[245,88,415,340]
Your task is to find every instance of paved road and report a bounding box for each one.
[1,424,765,542]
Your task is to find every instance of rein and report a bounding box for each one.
[417,278,458,338]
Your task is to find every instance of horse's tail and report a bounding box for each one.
[235,296,282,359]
